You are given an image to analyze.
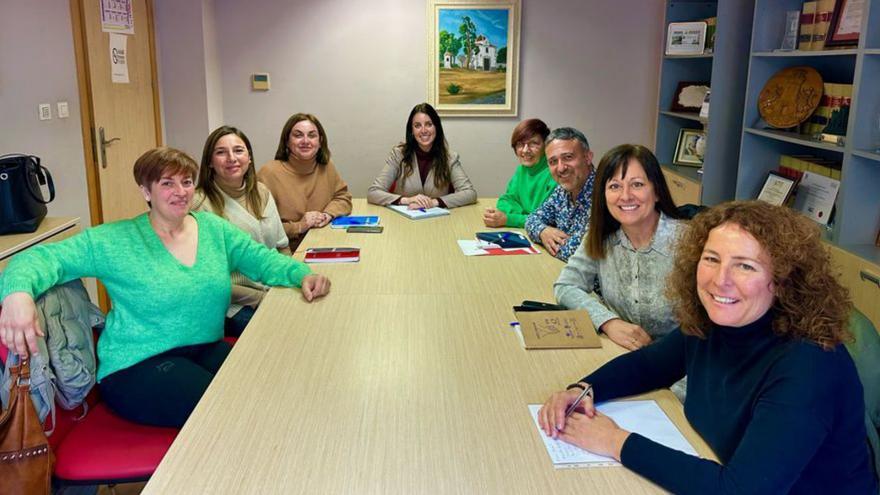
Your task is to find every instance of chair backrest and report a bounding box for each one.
[676,203,706,220]
[844,308,880,483]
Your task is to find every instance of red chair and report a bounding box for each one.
[52,400,177,485]
[0,329,178,487]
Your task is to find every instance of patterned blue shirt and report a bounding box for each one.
[524,170,595,262]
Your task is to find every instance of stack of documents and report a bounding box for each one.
[387,204,450,220]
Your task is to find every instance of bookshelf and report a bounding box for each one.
[654,0,755,206]
[736,0,880,329]
[735,0,880,262]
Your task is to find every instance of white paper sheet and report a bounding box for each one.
[528,400,698,468]
[109,33,129,84]
[457,240,541,256]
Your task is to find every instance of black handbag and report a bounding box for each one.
[0,154,55,235]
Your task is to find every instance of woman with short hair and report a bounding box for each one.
[367,102,476,209]
[483,118,556,228]
[0,147,330,428]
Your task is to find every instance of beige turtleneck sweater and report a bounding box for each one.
[257,158,352,244]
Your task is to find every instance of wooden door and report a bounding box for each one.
[71,0,161,225]
[70,0,161,308]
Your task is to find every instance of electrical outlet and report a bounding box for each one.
[57,101,70,119]
[39,103,52,121]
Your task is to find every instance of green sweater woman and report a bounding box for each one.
[483,119,556,229]
[0,147,331,428]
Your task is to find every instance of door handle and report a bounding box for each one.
[860,270,880,289]
[98,126,121,169]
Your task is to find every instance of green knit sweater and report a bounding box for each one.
[495,155,556,228]
[0,211,312,381]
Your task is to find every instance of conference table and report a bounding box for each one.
[144,199,714,494]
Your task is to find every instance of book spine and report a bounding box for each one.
[812,0,838,50]
[799,1,818,50]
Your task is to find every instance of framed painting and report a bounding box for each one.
[673,128,706,167]
[427,0,521,117]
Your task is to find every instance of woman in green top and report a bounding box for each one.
[483,118,556,228]
[0,147,330,427]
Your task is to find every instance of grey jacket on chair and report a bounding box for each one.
[1,279,104,428]
[367,146,477,208]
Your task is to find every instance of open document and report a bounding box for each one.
[528,400,697,468]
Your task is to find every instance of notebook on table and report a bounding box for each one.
[304,247,360,263]
[475,231,532,248]
[330,216,380,229]
[387,204,450,220]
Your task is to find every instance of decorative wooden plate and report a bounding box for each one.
[758,66,823,129]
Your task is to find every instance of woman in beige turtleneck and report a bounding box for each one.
[258,113,352,248]
[193,125,290,336]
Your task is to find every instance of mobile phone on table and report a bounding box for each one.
[347,226,384,233]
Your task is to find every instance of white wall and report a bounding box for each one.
[0,0,91,227]
[158,0,664,196]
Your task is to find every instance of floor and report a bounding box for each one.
[98,483,146,494]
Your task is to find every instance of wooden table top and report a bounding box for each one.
[0,217,79,270]
[144,199,713,494]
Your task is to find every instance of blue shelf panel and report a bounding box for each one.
[743,128,847,152]
[751,49,859,57]
[658,110,708,123]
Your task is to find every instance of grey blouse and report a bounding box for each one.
[554,213,683,337]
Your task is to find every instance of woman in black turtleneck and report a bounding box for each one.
[367,102,476,209]
[538,200,877,494]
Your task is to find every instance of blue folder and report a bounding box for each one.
[330,216,380,229]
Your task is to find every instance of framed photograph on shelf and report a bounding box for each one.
[426,0,521,117]
[826,0,864,47]
[671,82,710,112]
[673,129,706,167]
[757,171,796,206]
[665,22,707,55]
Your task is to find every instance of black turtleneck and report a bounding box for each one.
[581,310,877,494]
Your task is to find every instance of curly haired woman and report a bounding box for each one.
[538,200,877,494]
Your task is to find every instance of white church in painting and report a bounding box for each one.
[470,35,497,71]
[442,34,502,70]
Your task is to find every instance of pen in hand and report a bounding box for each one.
[558,384,593,431]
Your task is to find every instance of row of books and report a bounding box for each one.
[800,82,853,138]
[778,154,842,182]
[798,0,838,51]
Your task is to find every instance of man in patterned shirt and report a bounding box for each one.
[525,127,596,262]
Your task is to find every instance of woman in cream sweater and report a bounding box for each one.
[193,125,290,336]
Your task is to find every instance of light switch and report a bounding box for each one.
[39,103,52,121]
[57,101,70,119]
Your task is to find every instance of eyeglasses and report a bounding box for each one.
[515,140,543,151]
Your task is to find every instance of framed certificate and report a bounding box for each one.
[665,22,707,55]
[757,171,796,206]
[826,0,864,47]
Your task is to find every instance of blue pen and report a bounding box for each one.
[418,208,427,212]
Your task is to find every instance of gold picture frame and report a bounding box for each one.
[426,0,521,117]
[673,128,706,167]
